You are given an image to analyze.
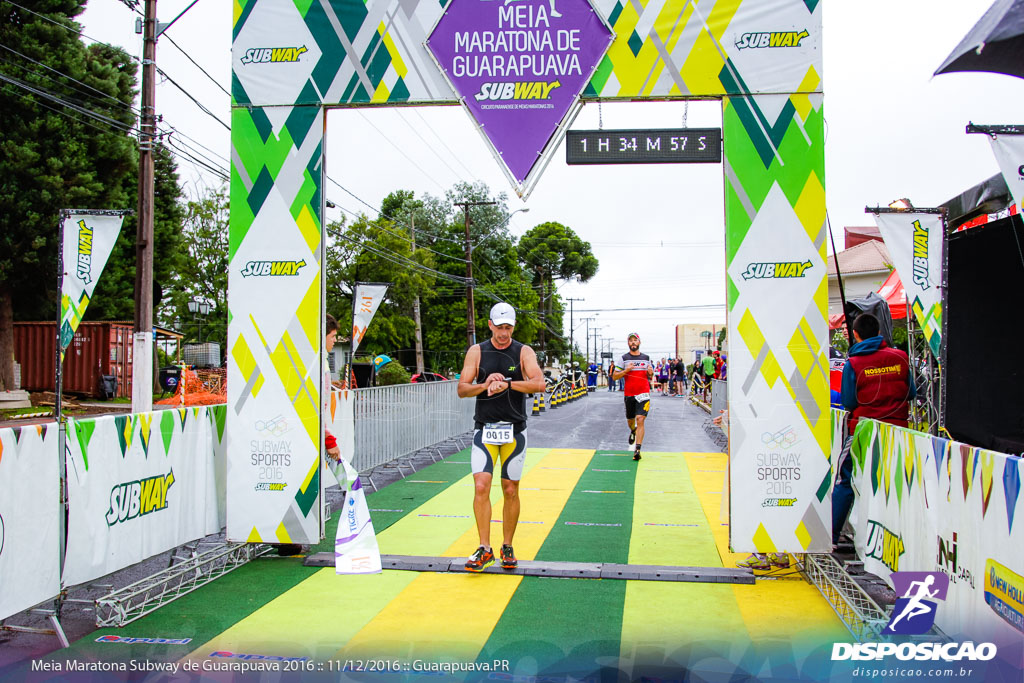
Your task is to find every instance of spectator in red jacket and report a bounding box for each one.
[833,313,915,545]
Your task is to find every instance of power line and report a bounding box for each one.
[0,71,136,132]
[162,33,230,98]
[155,65,229,130]
[0,42,139,115]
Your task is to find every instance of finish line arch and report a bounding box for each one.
[226,0,829,554]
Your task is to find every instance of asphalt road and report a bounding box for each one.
[524,387,721,453]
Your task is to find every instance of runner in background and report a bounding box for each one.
[611,333,654,461]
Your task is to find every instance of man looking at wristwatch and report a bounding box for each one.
[457,302,545,572]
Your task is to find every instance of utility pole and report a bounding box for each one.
[581,317,596,365]
[131,0,158,413]
[410,213,425,374]
[455,200,495,348]
[566,297,583,366]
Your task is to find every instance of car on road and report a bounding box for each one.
[411,371,448,383]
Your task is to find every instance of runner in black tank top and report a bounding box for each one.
[457,303,545,572]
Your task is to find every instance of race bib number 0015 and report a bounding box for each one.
[483,422,514,445]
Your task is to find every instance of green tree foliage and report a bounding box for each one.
[517,222,598,364]
[87,143,185,321]
[0,0,141,389]
[375,361,410,386]
[325,183,551,376]
[326,199,435,359]
[160,185,228,346]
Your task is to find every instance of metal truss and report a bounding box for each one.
[804,553,891,640]
[907,314,941,435]
[95,542,271,628]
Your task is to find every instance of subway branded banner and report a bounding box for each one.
[63,408,225,587]
[987,133,1024,214]
[0,424,60,620]
[351,283,388,356]
[874,212,944,358]
[59,212,124,359]
[231,0,823,549]
[724,91,830,553]
[226,103,325,544]
[846,413,1024,661]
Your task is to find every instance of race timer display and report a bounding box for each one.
[565,128,722,165]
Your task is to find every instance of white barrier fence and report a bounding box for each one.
[345,380,475,471]
[2,381,474,622]
[835,409,1024,667]
[63,408,227,587]
[0,424,61,620]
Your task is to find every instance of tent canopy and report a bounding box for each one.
[829,270,906,330]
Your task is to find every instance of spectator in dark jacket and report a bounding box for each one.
[832,314,916,546]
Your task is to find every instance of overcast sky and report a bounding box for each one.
[79,0,1024,362]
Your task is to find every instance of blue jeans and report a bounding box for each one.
[831,435,855,546]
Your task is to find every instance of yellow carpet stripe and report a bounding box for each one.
[181,447,552,662]
[332,448,593,662]
[683,453,847,647]
[620,452,747,670]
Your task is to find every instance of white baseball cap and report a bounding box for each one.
[489,302,516,326]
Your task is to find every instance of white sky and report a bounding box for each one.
[79,0,1024,362]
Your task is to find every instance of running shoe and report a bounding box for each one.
[500,544,518,569]
[633,447,642,461]
[768,553,790,568]
[628,429,637,446]
[465,546,494,572]
[736,553,772,570]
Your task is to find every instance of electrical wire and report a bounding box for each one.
[161,32,232,97]
[0,71,136,132]
[0,42,139,115]
[155,65,230,131]
[1,0,132,55]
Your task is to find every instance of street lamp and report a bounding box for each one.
[187,297,211,343]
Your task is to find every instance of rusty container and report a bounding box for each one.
[14,322,135,398]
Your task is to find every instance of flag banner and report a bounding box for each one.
[0,423,60,620]
[60,213,124,359]
[988,133,1024,213]
[847,413,1024,659]
[874,212,944,357]
[351,283,388,356]
[63,409,222,587]
[330,456,381,574]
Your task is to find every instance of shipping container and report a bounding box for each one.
[14,322,135,398]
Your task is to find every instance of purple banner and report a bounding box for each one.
[427,0,612,186]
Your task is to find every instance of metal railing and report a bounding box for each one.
[352,380,475,471]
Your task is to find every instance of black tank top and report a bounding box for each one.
[474,339,527,429]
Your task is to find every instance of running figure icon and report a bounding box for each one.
[887,575,939,630]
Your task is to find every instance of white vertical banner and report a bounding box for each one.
[874,212,945,358]
[0,424,60,620]
[987,134,1024,213]
[351,283,389,356]
[59,212,125,358]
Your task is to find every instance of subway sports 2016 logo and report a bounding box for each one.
[240,260,306,277]
[735,30,809,49]
[240,46,307,65]
[741,260,813,280]
[474,80,562,101]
